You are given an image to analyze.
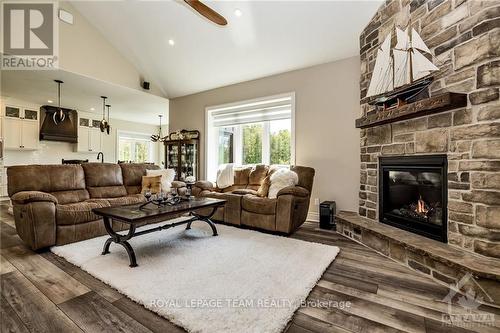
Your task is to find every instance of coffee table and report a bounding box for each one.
[92,197,226,267]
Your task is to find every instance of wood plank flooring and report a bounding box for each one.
[1,202,497,333]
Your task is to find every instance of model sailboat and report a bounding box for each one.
[366,26,439,109]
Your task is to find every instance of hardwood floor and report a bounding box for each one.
[1,202,498,333]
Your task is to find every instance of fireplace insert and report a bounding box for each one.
[379,155,447,242]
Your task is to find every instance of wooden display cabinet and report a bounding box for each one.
[164,130,200,181]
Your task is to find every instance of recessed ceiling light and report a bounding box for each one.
[168,39,175,46]
[47,100,53,103]
[90,107,95,111]
[234,9,242,17]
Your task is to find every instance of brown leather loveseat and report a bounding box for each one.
[193,165,315,234]
[7,163,185,250]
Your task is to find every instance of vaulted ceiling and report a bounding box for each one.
[70,0,382,98]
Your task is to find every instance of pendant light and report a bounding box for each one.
[53,80,65,125]
[105,104,111,135]
[99,96,108,133]
[151,115,167,142]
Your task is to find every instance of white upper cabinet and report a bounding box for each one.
[3,105,39,150]
[89,128,101,152]
[4,118,22,149]
[76,116,102,153]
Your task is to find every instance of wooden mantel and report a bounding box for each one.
[355,92,467,129]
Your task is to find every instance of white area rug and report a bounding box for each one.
[52,219,339,333]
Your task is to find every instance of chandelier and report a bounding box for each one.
[151,115,167,142]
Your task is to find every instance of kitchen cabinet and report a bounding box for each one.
[3,106,39,150]
[76,116,102,153]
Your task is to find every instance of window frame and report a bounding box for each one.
[205,92,295,181]
[116,130,155,163]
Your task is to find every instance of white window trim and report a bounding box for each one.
[116,130,155,163]
[205,92,295,181]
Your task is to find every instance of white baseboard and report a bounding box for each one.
[306,211,319,223]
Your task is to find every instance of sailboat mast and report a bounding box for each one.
[391,25,395,89]
[408,20,414,84]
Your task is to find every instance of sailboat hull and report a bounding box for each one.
[369,77,434,109]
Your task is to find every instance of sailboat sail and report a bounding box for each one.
[411,28,431,54]
[395,28,409,50]
[366,33,393,98]
[366,25,439,99]
[412,49,439,80]
[393,49,410,88]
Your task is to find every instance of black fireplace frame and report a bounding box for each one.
[379,155,448,243]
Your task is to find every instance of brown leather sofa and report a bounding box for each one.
[192,165,315,234]
[7,163,186,250]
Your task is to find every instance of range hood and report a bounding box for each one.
[39,105,78,143]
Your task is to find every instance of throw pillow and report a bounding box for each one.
[257,175,271,197]
[141,175,162,195]
[146,169,175,193]
[267,169,298,199]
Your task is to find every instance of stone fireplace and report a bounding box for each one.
[356,0,500,260]
[336,0,500,306]
[379,155,448,242]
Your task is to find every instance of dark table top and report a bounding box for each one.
[92,197,226,223]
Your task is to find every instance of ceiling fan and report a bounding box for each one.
[184,0,227,26]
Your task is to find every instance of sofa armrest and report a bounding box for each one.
[12,201,56,250]
[277,186,310,198]
[171,181,186,188]
[195,180,215,191]
[11,191,58,205]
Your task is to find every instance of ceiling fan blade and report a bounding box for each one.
[184,0,227,26]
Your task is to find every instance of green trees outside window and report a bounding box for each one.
[243,124,263,164]
[216,119,291,166]
[270,129,291,165]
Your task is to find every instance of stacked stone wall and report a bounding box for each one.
[358,0,500,258]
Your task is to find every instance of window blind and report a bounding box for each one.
[211,96,292,127]
[119,132,150,141]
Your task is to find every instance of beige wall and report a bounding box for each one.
[170,57,361,214]
[58,2,165,98]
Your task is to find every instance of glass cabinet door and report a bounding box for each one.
[180,141,197,180]
[166,142,179,170]
[165,138,199,181]
[5,106,20,118]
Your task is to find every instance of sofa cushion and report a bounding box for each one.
[7,164,86,197]
[221,185,246,193]
[231,189,258,196]
[51,189,90,205]
[82,163,127,198]
[56,200,110,225]
[120,163,159,187]
[248,165,269,186]
[87,194,145,208]
[241,195,277,214]
[107,194,145,207]
[234,167,252,185]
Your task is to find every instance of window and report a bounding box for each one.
[118,132,155,163]
[206,93,295,180]
[242,123,263,164]
[218,127,234,165]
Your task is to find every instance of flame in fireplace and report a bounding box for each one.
[415,196,429,215]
